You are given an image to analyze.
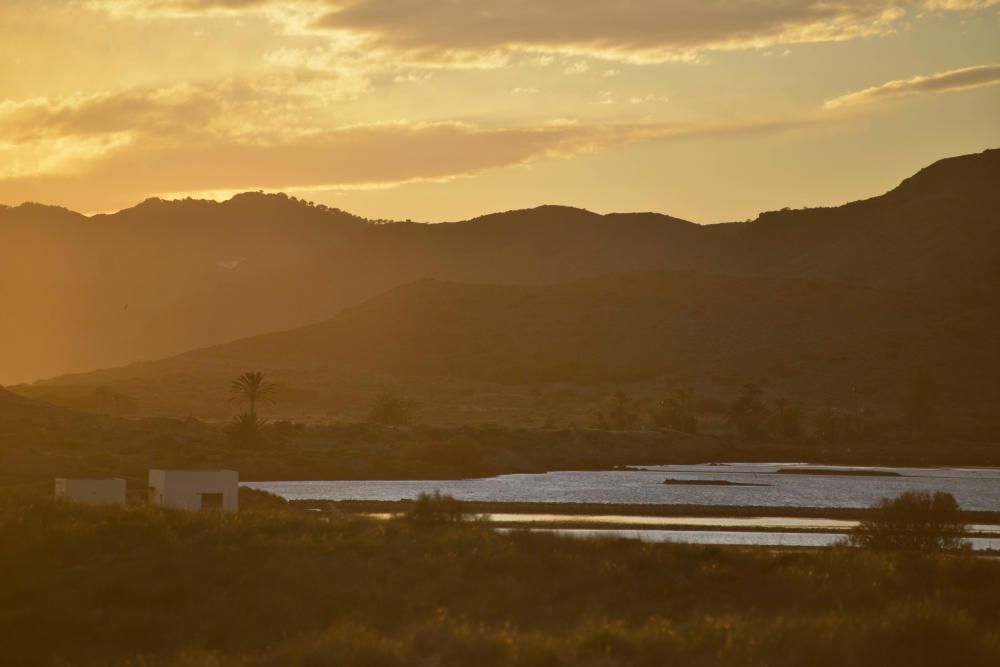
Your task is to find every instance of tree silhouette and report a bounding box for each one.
[228,372,276,447]
[727,383,769,440]
[654,386,698,433]
[230,371,276,419]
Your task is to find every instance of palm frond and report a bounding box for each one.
[229,371,277,404]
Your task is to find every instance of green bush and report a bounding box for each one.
[847,491,969,551]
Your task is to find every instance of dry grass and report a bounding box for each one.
[1,494,998,666]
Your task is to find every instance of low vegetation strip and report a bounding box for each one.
[1,495,998,666]
[776,468,901,477]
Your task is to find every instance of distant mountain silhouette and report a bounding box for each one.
[26,271,998,422]
[1,149,997,384]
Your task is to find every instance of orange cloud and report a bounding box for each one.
[0,87,814,213]
[86,1,997,63]
[0,86,224,143]
[0,122,595,211]
[923,1,999,8]
[825,64,1000,108]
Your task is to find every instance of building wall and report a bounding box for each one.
[55,478,127,505]
[148,470,239,512]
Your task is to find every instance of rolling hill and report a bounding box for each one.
[23,271,999,428]
[2,149,997,384]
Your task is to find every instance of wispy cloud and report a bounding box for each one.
[922,1,1000,9]
[0,77,815,212]
[825,64,1000,108]
[0,86,225,143]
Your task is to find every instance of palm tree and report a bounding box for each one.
[229,371,275,419]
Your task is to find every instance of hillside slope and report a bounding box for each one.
[712,149,1000,297]
[2,149,997,383]
[29,271,999,424]
[0,388,216,488]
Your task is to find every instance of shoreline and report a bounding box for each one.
[301,499,1000,524]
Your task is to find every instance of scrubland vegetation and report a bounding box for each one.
[847,491,971,551]
[1,493,998,666]
[5,383,999,497]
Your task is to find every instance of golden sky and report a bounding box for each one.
[1,0,998,222]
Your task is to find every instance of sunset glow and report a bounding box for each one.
[3,0,998,221]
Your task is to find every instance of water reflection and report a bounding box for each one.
[502,528,1000,551]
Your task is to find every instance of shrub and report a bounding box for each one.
[403,491,469,524]
[846,491,969,551]
[2,495,999,666]
[227,412,268,448]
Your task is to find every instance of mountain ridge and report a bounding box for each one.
[3,147,995,225]
[2,148,997,385]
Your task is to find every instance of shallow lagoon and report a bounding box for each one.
[246,462,1000,511]
[246,463,1000,550]
[509,528,1000,551]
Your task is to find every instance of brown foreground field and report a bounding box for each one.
[1,493,998,667]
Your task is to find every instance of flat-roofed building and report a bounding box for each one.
[148,469,239,512]
[55,478,127,505]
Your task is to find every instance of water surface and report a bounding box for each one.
[246,463,1000,511]
[515,528,1000,551]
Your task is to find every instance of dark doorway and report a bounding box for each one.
[200,493,224,510]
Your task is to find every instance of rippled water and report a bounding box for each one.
[246,463,1000,511]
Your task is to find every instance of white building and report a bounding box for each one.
[55,478,127,505]
[148,469,239,512]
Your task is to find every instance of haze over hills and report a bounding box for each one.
[1,148,997,386]
[23,270,999,429]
